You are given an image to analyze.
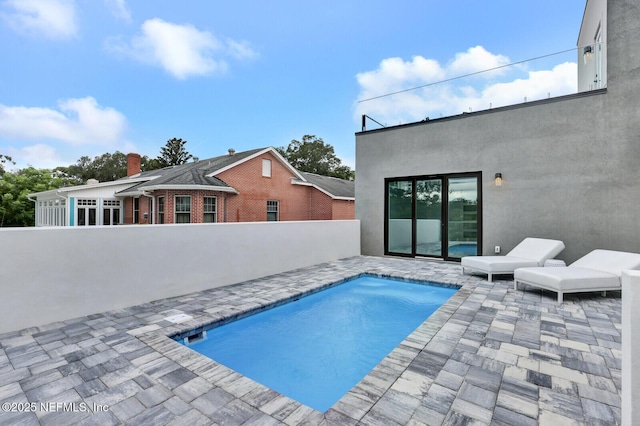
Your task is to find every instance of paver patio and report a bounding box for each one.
[0,256,621,425]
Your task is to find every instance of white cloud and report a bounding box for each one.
[0,97,127,146]
[104,0,131,23]
[4,144,65,170]
[106,18,257,79]
[356,56,445,99]
[225,38,258,60]
[467,62,577,111]
[0,0,77,39]
[355,47,577,126]
[447,45,510,76]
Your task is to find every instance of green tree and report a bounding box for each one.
[276,135,354,180]
[142,156,162,171]
[0,167,74,227]
[56,152,127,184]
[56,151,160,184]
[0,154,14,176]
[156,138,192,167]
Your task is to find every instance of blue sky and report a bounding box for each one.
[0,0,586,172]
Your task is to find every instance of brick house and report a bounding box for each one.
[29,147,354,226]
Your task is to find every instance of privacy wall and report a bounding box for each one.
[0,221,360,334]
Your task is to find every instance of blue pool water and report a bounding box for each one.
[178,275,457,412]
[449,243,478,256]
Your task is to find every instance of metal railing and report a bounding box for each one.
[359,43,605,131]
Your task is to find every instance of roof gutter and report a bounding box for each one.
[291,179,354,201]
[29,176,152,198]
[28,189,69,202]
[118,184,239,197]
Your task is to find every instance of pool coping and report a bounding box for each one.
[135,271,473,422]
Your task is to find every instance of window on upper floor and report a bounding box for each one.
[262,159,272,177]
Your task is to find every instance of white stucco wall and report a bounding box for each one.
[0,220,360,334]
[622,270,640,426]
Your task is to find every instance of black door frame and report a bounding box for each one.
[384,172,483,261]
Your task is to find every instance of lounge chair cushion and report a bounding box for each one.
[514,249,640,302]
[505,238,566,264]
[461,238,565,281]
[462,256,539,273]
[569,249,640,276]
[514,267,621,292]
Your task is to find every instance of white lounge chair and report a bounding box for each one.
[461,238,565,282]
[514,249,640,302]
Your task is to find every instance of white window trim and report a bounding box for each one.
[203,196,217,223]
[174,195,192,224]
[157,196,165,224]
[267,200,279,221]
[36,199,66,227]
[262,159,272,177]
[76,198,98,226]
[133,197,140,224]
[101,199,121,226]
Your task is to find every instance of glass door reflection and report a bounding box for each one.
[415,179,442,256]
[446,177,479,259]
[387,180,413,254]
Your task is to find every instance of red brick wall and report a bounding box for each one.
[332,199,355,220]
[124,196,152,224]
[127,153,141,176]
[217,152,311,222]
[124,198,133,224]
[124,191,226,224]
[308,188,333,220]
[122,150,354,223]
[151,190,226,224]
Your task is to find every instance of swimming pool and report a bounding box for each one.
[177,275,457,412]
[449,243,478,257]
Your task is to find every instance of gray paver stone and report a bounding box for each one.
[191,388,236,416]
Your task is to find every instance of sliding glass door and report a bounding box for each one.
[446,177,479,259]
[387,180,413,254]
[415,179,442,256]
[385,173,481,261]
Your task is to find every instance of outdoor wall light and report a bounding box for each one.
[583,46,593,64]
[494,173,503,187]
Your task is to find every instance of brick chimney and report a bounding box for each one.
[127,153,141,176]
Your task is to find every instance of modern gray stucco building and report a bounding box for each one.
[355,0,638,263]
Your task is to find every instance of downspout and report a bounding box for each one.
[223,194,227,222]
[26,195,40,227]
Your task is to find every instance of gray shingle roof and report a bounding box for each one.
[300,172,355,199]
[116,148,267,194]
[114,148,354,199]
